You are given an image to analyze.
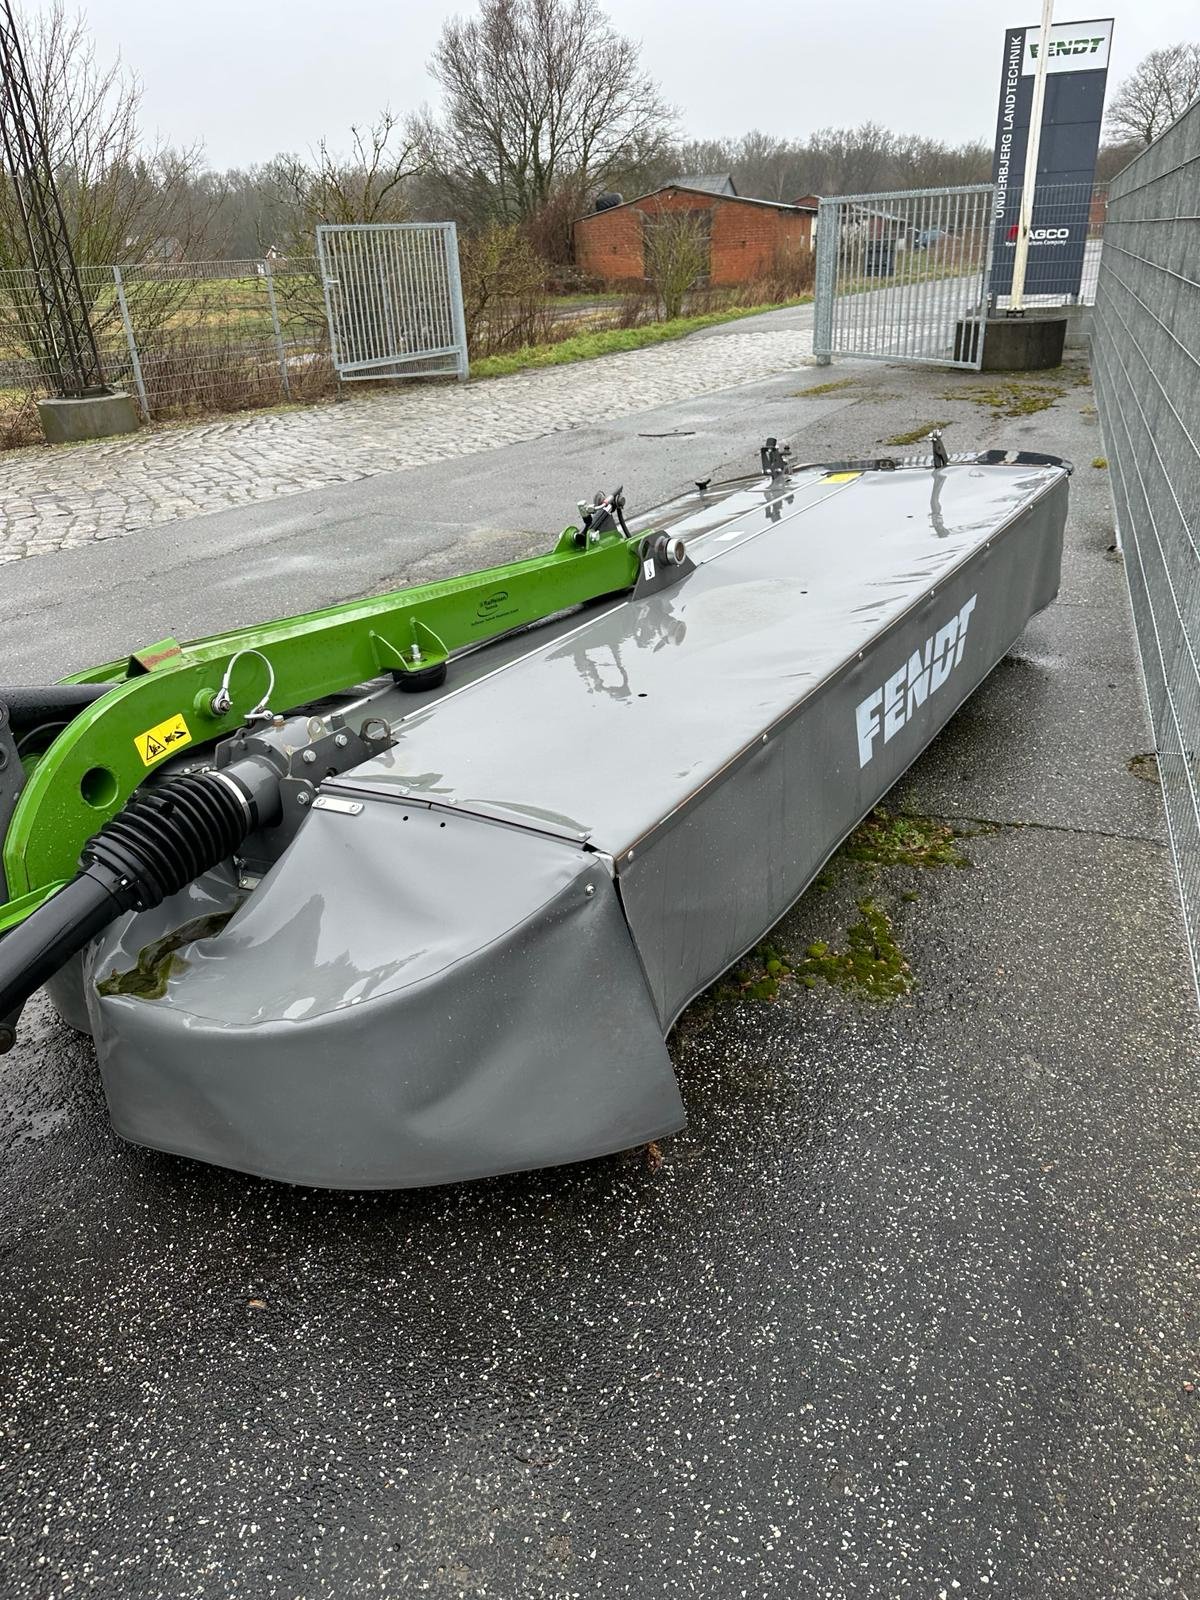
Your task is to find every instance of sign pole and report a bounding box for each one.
[1010,0,1055,312]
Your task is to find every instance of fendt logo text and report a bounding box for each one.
[1030,36,1106,58]
[855,596,978,768]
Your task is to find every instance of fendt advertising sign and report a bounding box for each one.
[990,17,1113,300]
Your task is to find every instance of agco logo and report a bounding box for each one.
[1005,225,1070,246]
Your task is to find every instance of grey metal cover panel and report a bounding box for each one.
[83,803,683,1189]
[622,483,1064,1023]
[335,463,1065,858]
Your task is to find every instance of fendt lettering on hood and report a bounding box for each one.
[855,594,977,768]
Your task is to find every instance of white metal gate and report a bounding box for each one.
[813,185,996,370]
[316,222,469,382]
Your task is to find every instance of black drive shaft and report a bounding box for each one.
[0,759,281,1046]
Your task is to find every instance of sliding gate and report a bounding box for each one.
[813,185,996,370]
[317,222,469,382]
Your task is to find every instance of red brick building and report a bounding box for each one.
[574,182,817,288]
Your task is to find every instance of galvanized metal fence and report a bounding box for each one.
[1090,102,1200,1004]
[316,222,468,382]
[814,181,1108,370]
[0,257,331,443]
[813,185,997,369]
[989,181,1106,308]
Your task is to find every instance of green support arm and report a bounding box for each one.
[1,520,650,933]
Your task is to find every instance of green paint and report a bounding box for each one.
[96,910,237,1000]
[3,519,655,928]
[885,422,951,447]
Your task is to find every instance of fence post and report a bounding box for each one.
[445,222,470,381]
[262,259,291,400]
[111,265,150,422]
[812,200,837,365]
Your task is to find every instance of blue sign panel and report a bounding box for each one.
[990,19,1113,300]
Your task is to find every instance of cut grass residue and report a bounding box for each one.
[1092,456,1108,469]
[96,910,237,1000]
[724,899,913,1003]
[885,421,951,447]
[844,808,973,870]
[469,299,808,379]
[716,808,993,1007]
[949,379,1066,419]
[1128,752,1159,783]
[793,378,859,397]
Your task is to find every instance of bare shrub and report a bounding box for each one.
[615,289,657,329]
[642,210,711,321]
[460,225,553,355]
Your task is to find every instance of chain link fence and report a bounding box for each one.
[0,258,332,447]
[1090,102,1200,1004]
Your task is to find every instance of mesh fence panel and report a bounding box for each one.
[1090,103,1200,1004]
[990,181,1106,307]
[814,185,997,368]
[0,258,332,444]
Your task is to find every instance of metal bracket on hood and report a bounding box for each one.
[631,534,695,600]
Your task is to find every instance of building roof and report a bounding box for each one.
[672,173,738,196]
[577,184,817,224]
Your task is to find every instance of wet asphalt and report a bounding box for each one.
[1,339,1198,1598]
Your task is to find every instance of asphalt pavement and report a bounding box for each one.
[0,337,1197,1599]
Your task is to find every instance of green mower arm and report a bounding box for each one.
[1,517,655,933]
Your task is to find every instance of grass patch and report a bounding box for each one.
[885,421,951,447]
[949,379,1066,418]
[713,808,998,1007]
[469,300,805,379]
[793,377,859,397]
[844,809,974,870]
[722,899,913,1003]
[1092,456,1108,469]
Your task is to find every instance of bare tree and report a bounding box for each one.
[267,111,419,254]
[642,208,709,321]
[1094,137,1143,183]
[1107,43,1200,146]
[0,1,208,270]
[414,0,674,237]
[670,125,989,204]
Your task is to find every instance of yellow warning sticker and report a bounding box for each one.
[134,713,192,767]
[824,471,862,483]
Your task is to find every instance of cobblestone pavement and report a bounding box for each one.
[0,322,814,563]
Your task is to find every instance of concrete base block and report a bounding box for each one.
[37,391,140,445]
[954,314,1068,372]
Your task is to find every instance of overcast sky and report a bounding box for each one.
[38,0,1200,169]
